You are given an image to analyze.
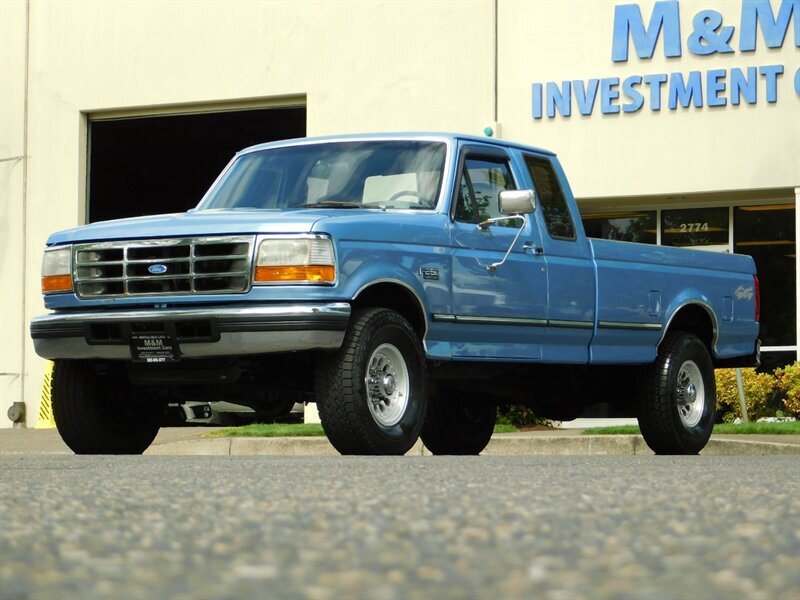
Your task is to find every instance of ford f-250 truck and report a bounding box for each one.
[31,133,760,456]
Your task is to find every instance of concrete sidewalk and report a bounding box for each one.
[2,426,798,456]
[0,427,227,455]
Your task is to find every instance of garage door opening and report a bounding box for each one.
[88,106,306,223]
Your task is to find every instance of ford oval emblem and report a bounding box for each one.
[148,264,168,275]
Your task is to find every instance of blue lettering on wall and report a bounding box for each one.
[642,73,668,110]
[547,81,572,117]
[759,64,784,101]
[730,67,758,104]
[531,65,790,118]
[531,1,795,121]
[687,10,735,54]
[574,79,600,115]
[706,69,728,106]
[601,78,621,114]
[668,71,704,109]
[532,83,543,118]
[612,1,682,61]
[739,0,799,51]
[622,76,644,112]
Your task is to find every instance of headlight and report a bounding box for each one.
[41,246,73,294]
[254,236,335,284]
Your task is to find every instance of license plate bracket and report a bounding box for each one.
[130,330,181,363]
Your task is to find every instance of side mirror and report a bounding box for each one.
[499,189,536,215]
[478,189,538,272]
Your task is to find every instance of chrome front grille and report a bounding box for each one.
[73,236,255,298]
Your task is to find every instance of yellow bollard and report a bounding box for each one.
[35,361,56,429]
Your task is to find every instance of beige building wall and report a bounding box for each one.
[1,0,29,428]
[1,0,797,427]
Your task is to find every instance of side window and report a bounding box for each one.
[454,157,516,226]
[524,155,575,240]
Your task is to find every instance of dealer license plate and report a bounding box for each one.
[130,331,181,363]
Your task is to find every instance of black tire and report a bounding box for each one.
[315,308,427,455]
[51,360,162,455]
[636,332,716,455]
[421,389,496,455]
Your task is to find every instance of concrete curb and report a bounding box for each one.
[702,438,800,455]
[144,434,800,456]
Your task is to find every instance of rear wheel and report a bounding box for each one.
[315,308,427,455]
[421,389,496,455]
[636,332,716,455]
[51,360,162,454]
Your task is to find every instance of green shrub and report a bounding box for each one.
[775,362,800,417]
[715,368,779,422]
[496,405,550,428]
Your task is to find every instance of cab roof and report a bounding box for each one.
[238,132,556,157]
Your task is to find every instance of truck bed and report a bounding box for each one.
[588,238,759,364]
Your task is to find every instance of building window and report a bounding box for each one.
[735,204,796,364]
[581,210,657,244]
[661,207,729,249]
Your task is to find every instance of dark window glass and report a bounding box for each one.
[582,211,657,244]
[734,204,796,353]
[661,207,728,247]
[88,107,306,222]
[454,157,516,226]
[524,155,575,240]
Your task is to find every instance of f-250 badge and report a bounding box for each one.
[418,267,440,281]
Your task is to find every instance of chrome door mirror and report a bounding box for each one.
[499,189,536,215]
[476,189,538,273]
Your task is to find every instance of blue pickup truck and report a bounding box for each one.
[31,133,760,456]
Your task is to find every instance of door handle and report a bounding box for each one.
[523,242,544,256]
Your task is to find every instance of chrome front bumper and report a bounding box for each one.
[30,303,351,360]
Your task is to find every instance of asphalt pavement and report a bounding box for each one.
[1,455,798,599]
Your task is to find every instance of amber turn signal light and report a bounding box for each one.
[41,274,73,293]
[254,265,335,283]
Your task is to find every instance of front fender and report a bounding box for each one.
[340,261,436,313]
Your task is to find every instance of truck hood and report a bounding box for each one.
[46,210,331,245]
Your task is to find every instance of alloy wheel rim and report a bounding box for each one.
[365,343,410,427]
[676,360,705,428]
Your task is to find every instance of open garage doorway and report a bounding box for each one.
[88,106,306,223]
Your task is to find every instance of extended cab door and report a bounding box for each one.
[445,143,548,360]
[521,153,595,363]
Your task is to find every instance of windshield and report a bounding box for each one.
[199,140,447,211]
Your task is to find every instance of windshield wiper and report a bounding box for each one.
[298,201,362,209]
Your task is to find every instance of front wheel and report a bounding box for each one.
[636,332,716,455]
[315,308,427,455]
[51,360,162,454]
